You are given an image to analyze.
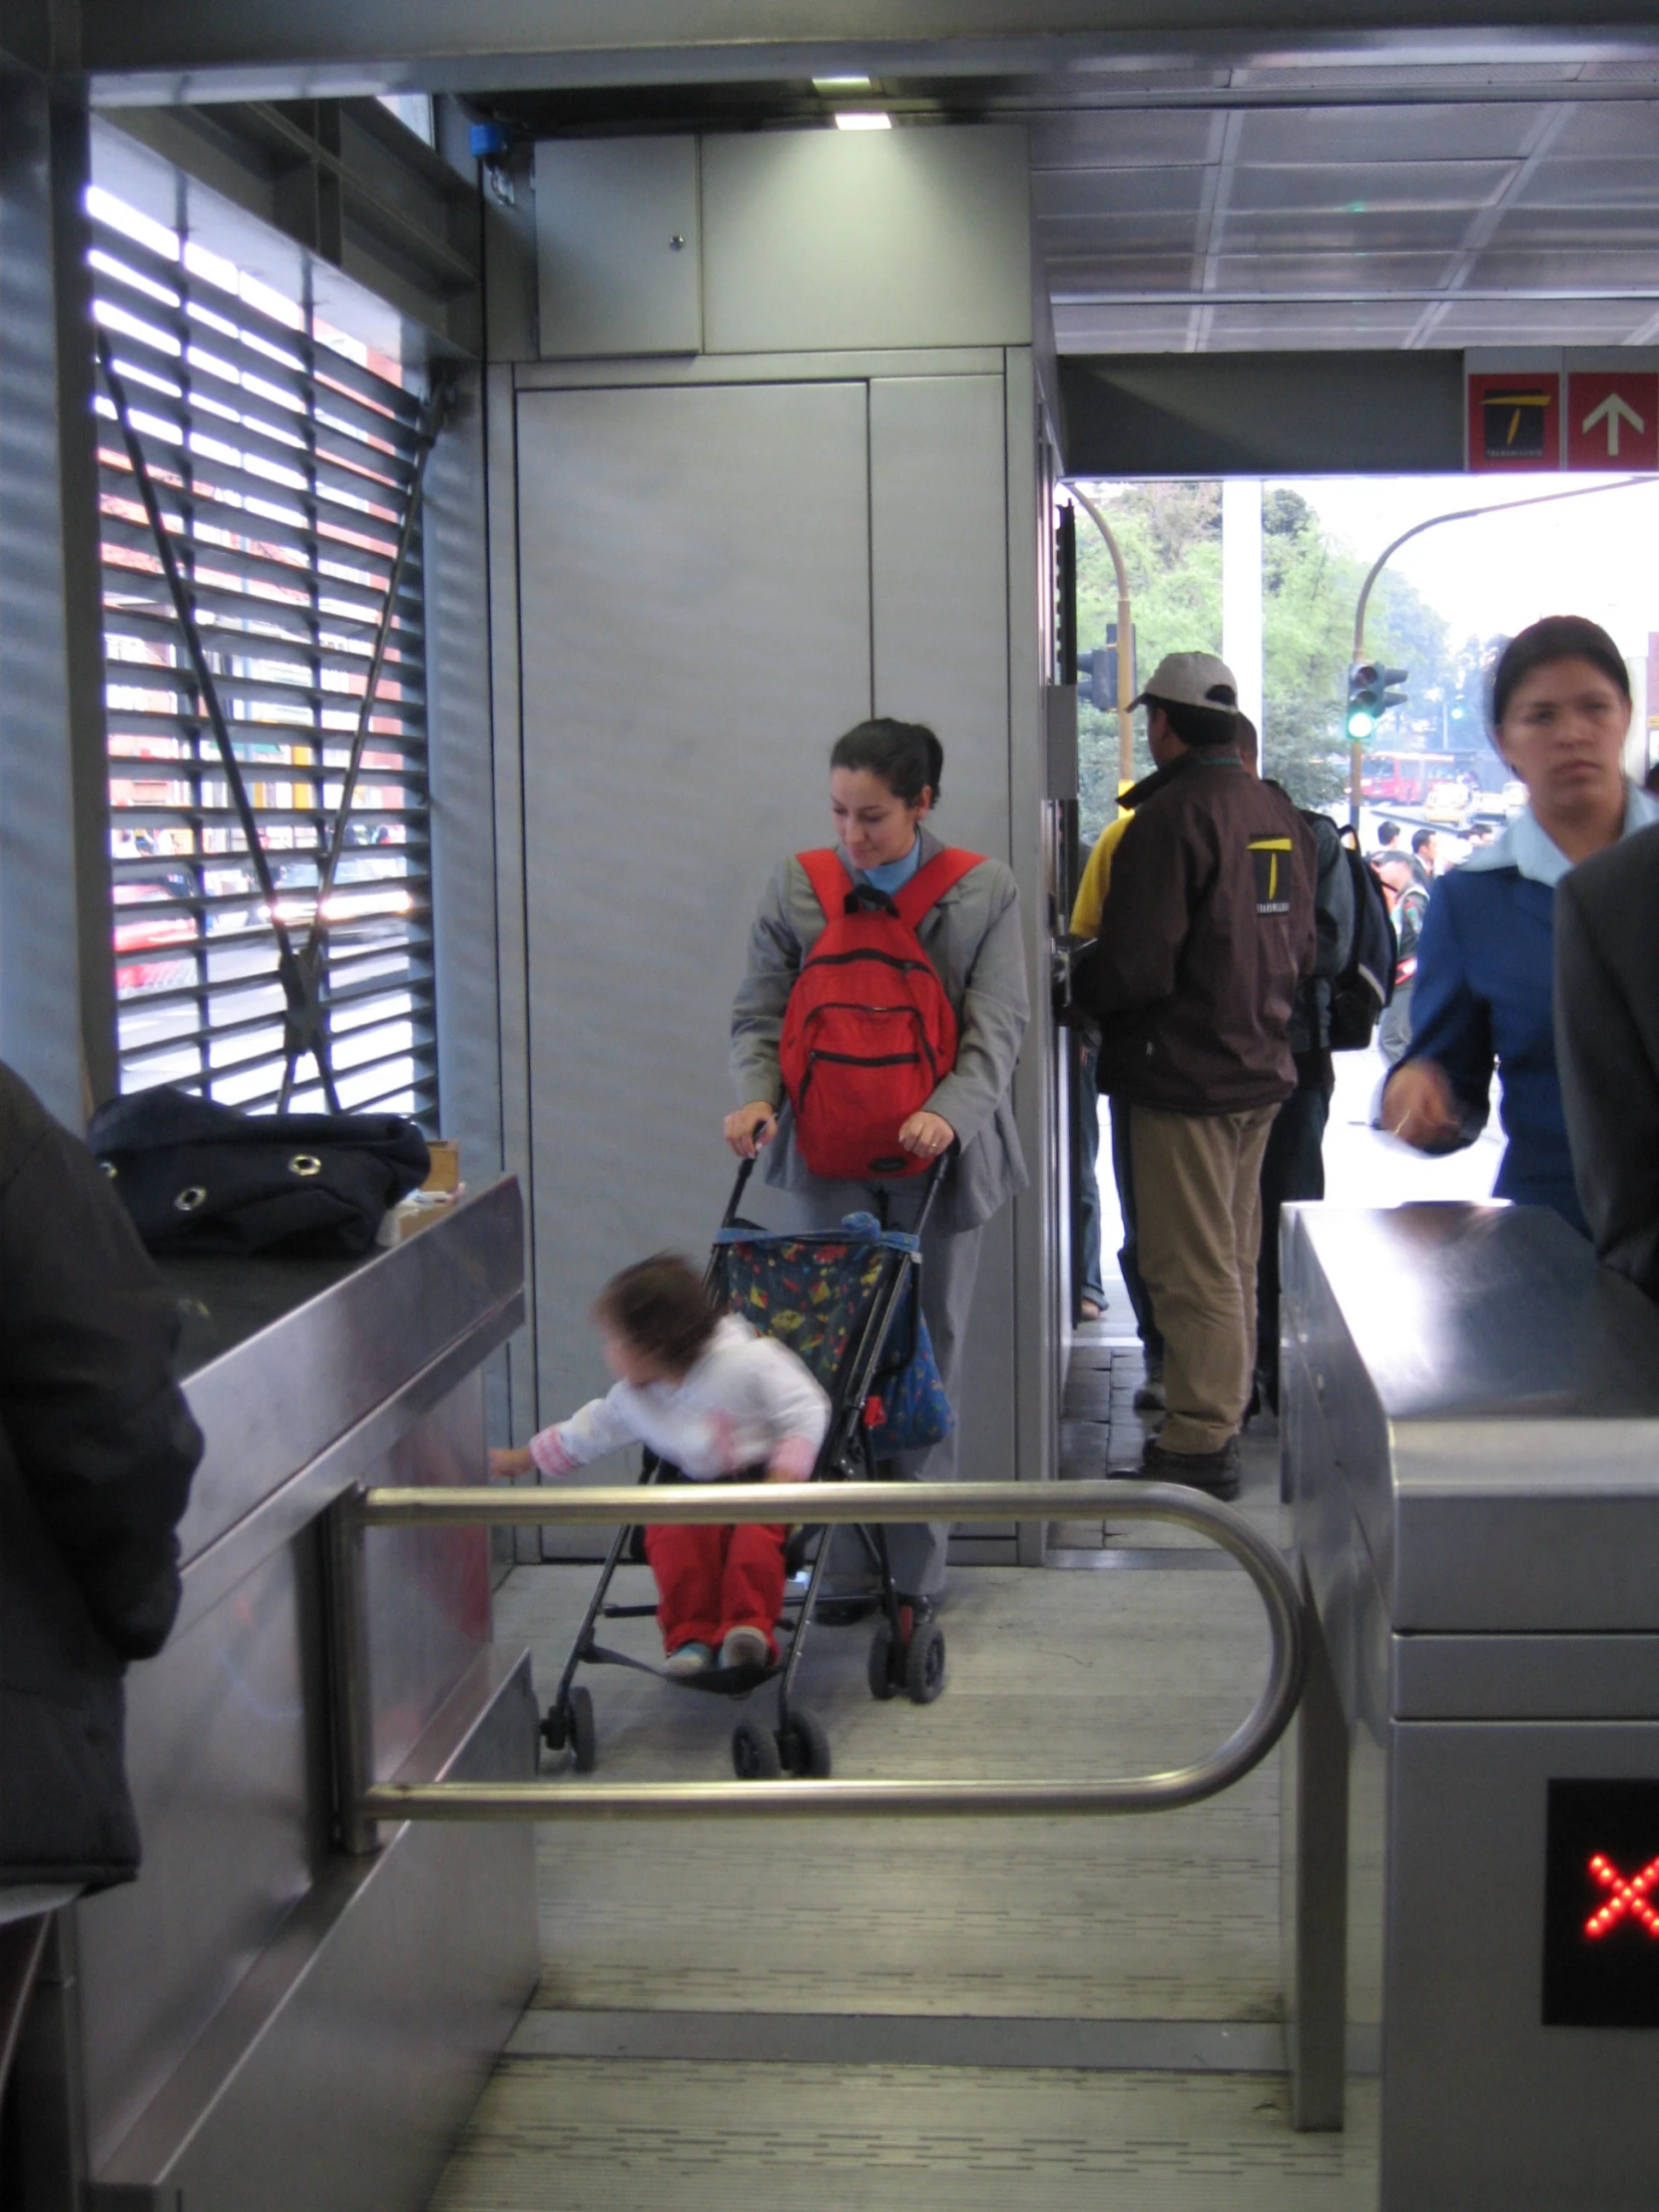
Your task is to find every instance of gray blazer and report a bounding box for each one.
[731,827,1029,1233]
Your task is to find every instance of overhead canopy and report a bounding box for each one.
[55,7,1659,360]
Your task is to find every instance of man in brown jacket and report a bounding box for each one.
[1072,653,1315,1497]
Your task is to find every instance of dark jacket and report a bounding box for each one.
[1287,803,1356,1060]
[0,1066,202,1887]
[1555,823,1659,1296]
[1072,749,1316,1115]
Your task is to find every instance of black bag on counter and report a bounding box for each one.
[88,1086,430,1258]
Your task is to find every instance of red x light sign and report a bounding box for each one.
[1586,1853,1659,1938]
[1544,1781,1659,2025]
[1566,372,1659,471]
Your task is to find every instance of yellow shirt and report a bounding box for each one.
[1070,813,1133,938]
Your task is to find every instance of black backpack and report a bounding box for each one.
[1327,828,1398,1052]
[88,1086,430,1257]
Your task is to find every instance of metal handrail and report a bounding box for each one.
[351,1479,1305,1824]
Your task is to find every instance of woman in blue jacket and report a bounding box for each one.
[1383,615,1659,1231]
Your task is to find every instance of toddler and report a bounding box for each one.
[490,1255,829,1675]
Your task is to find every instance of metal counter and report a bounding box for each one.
[15,1178,539,2212]
[1283,1201,1659,2212]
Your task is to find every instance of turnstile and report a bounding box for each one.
[1284,1201,1659,2211]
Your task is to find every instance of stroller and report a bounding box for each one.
[539,1153,952,1782]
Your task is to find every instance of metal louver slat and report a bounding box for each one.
[95,186,438,1125]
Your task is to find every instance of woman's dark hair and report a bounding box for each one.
[594,1254,719,1376]
[1489,616,1631,731]
[830,718,943,806]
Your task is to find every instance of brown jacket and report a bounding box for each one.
[1073,750,1316,1115]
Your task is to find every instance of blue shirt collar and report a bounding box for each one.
[1457,782,1659,888]
[856,838,925,895]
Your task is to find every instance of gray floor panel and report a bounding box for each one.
[426,1395,1377,2211]
[428,2060,1380,2211]
[506,2009,1289,2072]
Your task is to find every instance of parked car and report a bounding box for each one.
[1423,781,1472,827]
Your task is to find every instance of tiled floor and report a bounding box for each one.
[426,1332,1379,2211]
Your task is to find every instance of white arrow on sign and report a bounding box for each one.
[1582,391,1645,457]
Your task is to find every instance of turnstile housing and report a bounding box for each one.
[1284,1202,1659,2212]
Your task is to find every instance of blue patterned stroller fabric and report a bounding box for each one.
[864,1295,952,1455]
[712,1214,953,1459]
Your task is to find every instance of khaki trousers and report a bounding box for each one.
[1130,1101,1279,1455]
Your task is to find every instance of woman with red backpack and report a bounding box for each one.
[723,719,1028,1629]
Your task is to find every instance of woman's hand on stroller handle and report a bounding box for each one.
[725,1102,779,1158]
[898,1109,956,1162]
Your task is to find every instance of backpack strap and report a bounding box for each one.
[892,847,986,929]
[796,848,855,920]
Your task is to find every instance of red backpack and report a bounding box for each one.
[780,846,984,1181]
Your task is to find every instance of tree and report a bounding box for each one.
[1071,482,1457,830]
[1073,484,1222,837]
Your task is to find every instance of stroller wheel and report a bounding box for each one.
[540,1702,566,1753]
[731,1716,783,1781]
[905,1620,947,1705]
[780,1705,832,1779]
[867,1625,899,1702]
[568,1686,598,1773]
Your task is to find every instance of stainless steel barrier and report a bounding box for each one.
[335,1479,1305,1830]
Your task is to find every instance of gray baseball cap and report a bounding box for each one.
[1131,651,1240,716]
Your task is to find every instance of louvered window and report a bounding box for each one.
[90,185,436,1119]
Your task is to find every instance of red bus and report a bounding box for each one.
[1361,752,1455,808]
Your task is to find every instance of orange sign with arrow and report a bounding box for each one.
[1566,372,1659,470]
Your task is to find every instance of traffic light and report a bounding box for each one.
[1079,623,1136,713]
[1346,661,1408,742]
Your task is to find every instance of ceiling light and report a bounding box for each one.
[813,76,872,93]
[833,112,891,131]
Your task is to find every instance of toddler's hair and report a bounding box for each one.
[593,1254,719,1377]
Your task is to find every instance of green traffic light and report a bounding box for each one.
[1347,710,1378,742]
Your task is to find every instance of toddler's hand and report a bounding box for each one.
[489,1445,535,1482]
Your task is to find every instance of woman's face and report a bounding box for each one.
[1496,655,1631,820]
[830,767,931,870]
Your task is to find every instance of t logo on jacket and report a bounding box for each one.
[1250,835,1295,916]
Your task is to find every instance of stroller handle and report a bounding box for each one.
[720,1133,955,1232]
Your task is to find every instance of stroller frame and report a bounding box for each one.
[540,1152,949,1780]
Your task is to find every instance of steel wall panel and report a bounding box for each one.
[869,371,1017,1484]
[515,378,872,1451]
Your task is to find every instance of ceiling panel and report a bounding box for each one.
[1052,305,1200,351]
[1202,300,1425,346]
[1040,212,1204,251]
[1207,251,1456,292]
[1429,297,1651,341]
[1467,247,1659,289]
[1234,104,1552,165]
[1033,165,1211,218]
[1216,208,1475,253]
[1028,110,1220,171]
[1046,252,1203,292]
[1548,105,1659,156]
[1512,156,1659,205]
[1024,90,1659,354]
[1484,203,1659,246]
[1226,160,1516,214]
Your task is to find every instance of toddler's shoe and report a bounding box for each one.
[719,1626,770,1670]
[664,1641,716,1677]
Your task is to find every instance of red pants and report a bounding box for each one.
[643,1521,788,1659]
